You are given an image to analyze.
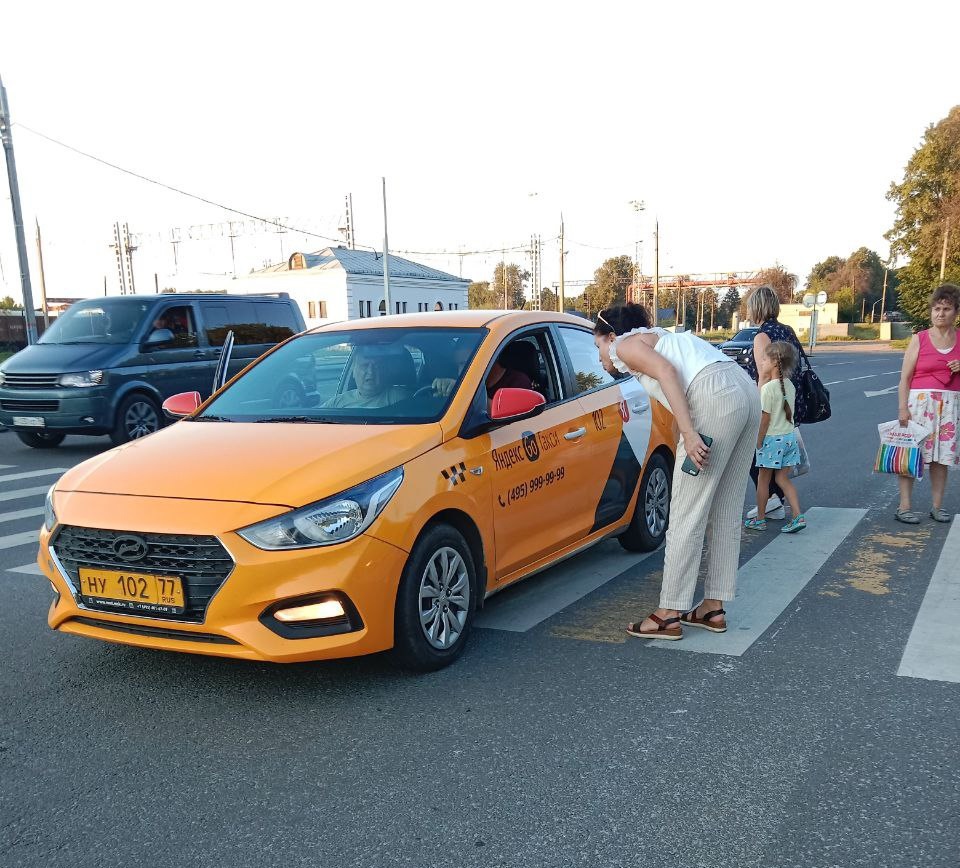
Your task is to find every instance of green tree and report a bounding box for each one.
[0,296,22,310]
[717,287,740,329]
[583,255,633,313]
[468,281,498,309]
[537,286,559,312]
[831,286,857,323]
[491,262,529,310]
[755,264,798,302]
[886,105,960,327]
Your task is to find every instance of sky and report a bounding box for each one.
[2,0,959,307]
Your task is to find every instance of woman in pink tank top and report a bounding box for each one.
[895,283,960,524]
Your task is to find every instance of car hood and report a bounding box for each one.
[0,342,126,374]
[56,420,443,507]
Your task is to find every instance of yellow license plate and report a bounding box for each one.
[78,568,185,615]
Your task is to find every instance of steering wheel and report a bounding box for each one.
[412,385,438,399]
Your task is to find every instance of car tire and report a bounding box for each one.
[392,524,477,671]
[16,430,66,449]
[618,452,671,552]
[110,393,162,445]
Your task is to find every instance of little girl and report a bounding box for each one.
[745,341,806,533]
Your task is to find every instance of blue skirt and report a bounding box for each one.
[756,431,800,469]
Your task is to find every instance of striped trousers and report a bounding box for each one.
[659,362,761,611]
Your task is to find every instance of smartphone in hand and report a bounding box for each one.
[680,433,714,476]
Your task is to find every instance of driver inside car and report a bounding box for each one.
[323,345,412,409]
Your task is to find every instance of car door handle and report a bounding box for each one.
[564,427,587,441]
[193,350,207,360]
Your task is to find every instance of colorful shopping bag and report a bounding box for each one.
[874,420,931,480]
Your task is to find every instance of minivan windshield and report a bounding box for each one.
[39,298,152,345]
[731,328,759,342]
[195,327,486,424]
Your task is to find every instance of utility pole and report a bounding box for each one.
[123,222,136,294]
[381,177,391,312]
[227,221,238,278]
[170,228,181,273]
[34,219,49,328]
[880,261,890,323]
[0,76,38,344]
[112,222,128,295]
[653,220,660,327]
[559,214,565,313]
[348,193,355,249]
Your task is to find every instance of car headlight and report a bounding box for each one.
[237,467,403,550]
[0,369,6,386]
[57,370,103,388]
[44,485,57,532]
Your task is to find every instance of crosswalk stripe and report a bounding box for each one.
[897,517,960,684]
[0,506,45,524]
[657,506,867,657]
[0,468,66,484]
[7,562,43,575]
[0,485,49,503]
[476,543,658,632]
[0,529,40,551]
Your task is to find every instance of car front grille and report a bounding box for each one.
[1,373,59,389]
[721,347,743,357]
[1,399,60,412]
[52,526,235,623]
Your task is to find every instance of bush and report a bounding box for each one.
[697,329,734,341]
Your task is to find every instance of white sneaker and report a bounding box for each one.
[747,496,782,520]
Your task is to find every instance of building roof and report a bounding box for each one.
[255,247,467,283]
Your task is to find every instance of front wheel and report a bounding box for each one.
[392,524,476,671]
[618,452,671,552]
[111,394,162,445]
[16,430,66,449]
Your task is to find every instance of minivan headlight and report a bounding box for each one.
[57,370,103,388]
[44,485,57,532]
[237,467,403,550]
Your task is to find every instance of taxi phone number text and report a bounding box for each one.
[502,467,565,505]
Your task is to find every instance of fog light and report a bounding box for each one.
[274,600,345,622]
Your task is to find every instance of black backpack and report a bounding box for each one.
[794,345,831,424]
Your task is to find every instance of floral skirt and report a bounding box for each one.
[908,389,960,466]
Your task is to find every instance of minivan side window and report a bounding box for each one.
[153,305,199,349]
[199,300,296,346]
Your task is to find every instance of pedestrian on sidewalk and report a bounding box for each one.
[894,283,960,524]
[744,285,807,521]
[593,303,761,641]
[744,342,806,534]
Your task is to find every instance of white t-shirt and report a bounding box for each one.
[609,328,732,411]
[324,385,411,409]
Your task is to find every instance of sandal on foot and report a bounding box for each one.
[781,514,806,534]
[895,510,921,525]
[744,518,767,530]
[626,613,682,640]
[680,607,727,633]
[930,508,952,523]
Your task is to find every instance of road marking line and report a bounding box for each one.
[0,464,14,470]
[897,518,960,684]
[0,529,40,550]
[864,385,899,398]
[0,485,50,503]
[0,468,66,484]
[657,507,866,657]
[0,506,45,524]
[476,543,658,632]
[7,561,43,575]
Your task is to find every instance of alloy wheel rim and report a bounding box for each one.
[418,546,470,650]
[644,466,670,537]
[126,402,159,439]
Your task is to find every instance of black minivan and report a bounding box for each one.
[0,293,306,448]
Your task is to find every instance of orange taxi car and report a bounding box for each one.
[40,311,676,670]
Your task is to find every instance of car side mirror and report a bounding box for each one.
[490,387,546,421]
[144,328,175,348]
[162,391,202,420]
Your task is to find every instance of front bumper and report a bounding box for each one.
[0,387,111,433]
[42,522,409,663]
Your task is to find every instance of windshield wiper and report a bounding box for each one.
[251,416,334,423]
[190,415,234,422]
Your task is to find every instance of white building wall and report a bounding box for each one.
[232,269,348,329]
[346,275,469,320]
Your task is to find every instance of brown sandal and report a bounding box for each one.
[626,613,682,640]
[680,607,727,633]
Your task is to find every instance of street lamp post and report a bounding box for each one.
[870,300,881,323]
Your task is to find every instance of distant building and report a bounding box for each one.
[231,247,470,328]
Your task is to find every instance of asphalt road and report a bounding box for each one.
[2,348,959,868]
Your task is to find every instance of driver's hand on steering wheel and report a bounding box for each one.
[431,377,456,397]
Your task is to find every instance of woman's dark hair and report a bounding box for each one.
[593,303,652,337]
[930,283,960,312]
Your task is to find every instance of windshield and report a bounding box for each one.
[196,327,487,424]
[732,329,759,342]
[39,298,151,345]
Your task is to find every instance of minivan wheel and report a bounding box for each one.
[111,394,162,445]
[16,430,66,449]
[618,452,671,552]
[393,524,476,671]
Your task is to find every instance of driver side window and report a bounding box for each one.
[152,305,198,349]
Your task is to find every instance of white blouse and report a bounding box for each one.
[609,327,732,411]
